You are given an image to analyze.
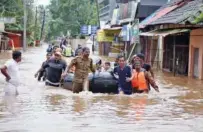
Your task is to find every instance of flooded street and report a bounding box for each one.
[0,45,203,132]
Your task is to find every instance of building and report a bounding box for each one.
[98,0,117,23]
[137,0,169,21]
[189,28,203,80]
[139,0,203,79]
[97,0,168,58]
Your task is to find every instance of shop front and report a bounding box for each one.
[97,28,122,57]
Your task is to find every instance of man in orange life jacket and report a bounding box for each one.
[136,53,154,78]
[126,60,159,93]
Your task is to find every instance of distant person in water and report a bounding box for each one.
[0,51,22,95]
[75,44,82,56]
[102,61,113,72]
[34,52,52,81]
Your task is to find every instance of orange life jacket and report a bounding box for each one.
[131,69,148,91]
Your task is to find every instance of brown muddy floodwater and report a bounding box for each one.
[0,45,203,132]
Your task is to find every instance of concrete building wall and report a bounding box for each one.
[189,28,203,80]
[98,0,116,22]
[70,39,87,50]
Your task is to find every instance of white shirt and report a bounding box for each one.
[4,59,20,86]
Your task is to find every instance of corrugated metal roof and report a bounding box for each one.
[140,29,190,37]
[140,0,168,6]
[141,5,179,27]
[150,0,203,25]
[139,0,184,28]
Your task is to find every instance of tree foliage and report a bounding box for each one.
[47,0,98,39]
[0,0,48,43]
[0,0,24,30]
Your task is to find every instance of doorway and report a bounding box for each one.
[193,48,199,78]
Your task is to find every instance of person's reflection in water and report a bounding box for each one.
[3,95,17,114]
[72,96,86,115]
[115,96,131,118]
[45,94,65,111]
[130,95,148,121]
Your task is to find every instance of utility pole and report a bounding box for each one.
[34,6,37,40]
[40,9,46,40]
[95,0,100,28]
[23,0,27,51]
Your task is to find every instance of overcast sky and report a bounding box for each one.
[35,0,50,6]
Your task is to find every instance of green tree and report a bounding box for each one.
[0,0,24,30]
[0,0,48,44]
[47,0,98,39]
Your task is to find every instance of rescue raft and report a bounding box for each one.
[63,72,118,94]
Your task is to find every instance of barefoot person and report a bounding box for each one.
[0,51,22,95]
[62,47,95,93]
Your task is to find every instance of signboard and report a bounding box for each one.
[131,19,139,44]
[97,29,120,42]
[91,26,98,35]
[118,1,138,24]
[121,24,131,42]
[81,25,98,35]
[111,8,119,25]
[0,17,16,24]
[80,25,88,35]
[0,22,5,32]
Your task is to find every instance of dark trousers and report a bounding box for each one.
[45,82,60,87]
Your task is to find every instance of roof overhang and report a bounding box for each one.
[103,27,122,31]
[140,29,190,37]
[2,31,21,36]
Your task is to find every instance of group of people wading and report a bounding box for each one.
[0,42,159,96]
[113,54,159,95]
[33,43,159,95]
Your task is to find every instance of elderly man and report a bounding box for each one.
[62,47,95,93]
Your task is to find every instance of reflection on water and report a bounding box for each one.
[0,45,203,131]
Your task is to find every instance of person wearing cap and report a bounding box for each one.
[62,47,95,93]
[42,51,67,87]
[35,52,52,81]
